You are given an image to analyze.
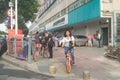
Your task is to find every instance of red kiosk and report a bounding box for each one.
[8,29,23,57]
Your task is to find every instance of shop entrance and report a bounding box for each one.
[102,28,108,46]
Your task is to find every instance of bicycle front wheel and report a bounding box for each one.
[66,60,71,73]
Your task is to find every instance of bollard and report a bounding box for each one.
[83,71,91,80]
[49,66,56,74]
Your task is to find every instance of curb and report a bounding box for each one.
[2,53,54,78]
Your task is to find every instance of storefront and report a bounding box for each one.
[47,0,101,34]
[31,0,116,46]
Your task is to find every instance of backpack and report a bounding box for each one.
[41,37,46,44]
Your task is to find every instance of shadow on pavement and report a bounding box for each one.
[0,63,54,80]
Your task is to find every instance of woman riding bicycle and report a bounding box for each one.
[62,30,75,64]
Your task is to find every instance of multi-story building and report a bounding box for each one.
[29,0,120,46]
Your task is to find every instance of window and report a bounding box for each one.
[53,17,65,26]
[74,2,79,9]
[68,4,74,12]
[61,9,66,16]
[68,0,91,12]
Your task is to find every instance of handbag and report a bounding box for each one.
[69,36,74,48]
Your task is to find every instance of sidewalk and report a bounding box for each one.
[2,47,120,80]
[2,48,78,78]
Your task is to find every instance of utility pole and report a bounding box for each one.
[15,0,18,35]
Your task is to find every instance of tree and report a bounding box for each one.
[0,0,9,23]
[0,0,40,31]
[0,30,7,35]
[18,0,39,22]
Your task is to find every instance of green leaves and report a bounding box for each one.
[0,0,9,23]
[0,30,7,35]
[18,0,40,22]
[0,0,40,31]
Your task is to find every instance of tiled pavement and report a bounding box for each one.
[2,47,120,80]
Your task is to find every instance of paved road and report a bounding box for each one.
[1,47,120,80]
[0,59,79,80]
[0,59,54,80]
[52,47,120,80]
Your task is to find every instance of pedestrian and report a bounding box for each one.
[40,33,47,57]
[53,35,58,49]
[62,30,75,64]
[33,32,41,60]
[35,32,40,49]
[95,30,102,48]
[23,33,28,58]
[87,35,93,47]
[44,32,54,58]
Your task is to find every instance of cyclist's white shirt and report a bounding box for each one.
[62,36,74,47]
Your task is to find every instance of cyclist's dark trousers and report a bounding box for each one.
[48,46,53,58]
[64,47,74,62]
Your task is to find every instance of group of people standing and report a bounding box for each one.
[35,31,54,59]
[32,30,102,64]
[34,30,75,64]
[87,30,103,48]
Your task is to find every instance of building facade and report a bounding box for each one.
[29,0,120,46]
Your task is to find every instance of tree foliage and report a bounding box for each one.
[18,0,39,22]
[0,0,40,31]
[0,0,9,23]
[0,30,7,35]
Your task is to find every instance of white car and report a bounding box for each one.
[58,37,63,47]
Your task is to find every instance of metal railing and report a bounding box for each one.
[7,36,35,63]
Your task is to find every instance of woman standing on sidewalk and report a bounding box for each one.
[62,30,75,64]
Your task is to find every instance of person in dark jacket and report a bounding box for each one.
[44,32,54,58]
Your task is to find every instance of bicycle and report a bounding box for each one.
[66,48,73,73]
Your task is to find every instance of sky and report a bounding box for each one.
[0,23,7,32]
[0,20,32,33]
[25,20,32,29]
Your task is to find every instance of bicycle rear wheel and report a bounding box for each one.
[66,60,71,73]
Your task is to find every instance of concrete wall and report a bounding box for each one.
[73,20,101,36]
[37,0,76,25]
[30,0,76,32]
[102,0,120,16]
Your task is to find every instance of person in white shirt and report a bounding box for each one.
[62,30,75,64]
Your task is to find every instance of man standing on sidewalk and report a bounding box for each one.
[44,32,54,58]
[95,30,103,48]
